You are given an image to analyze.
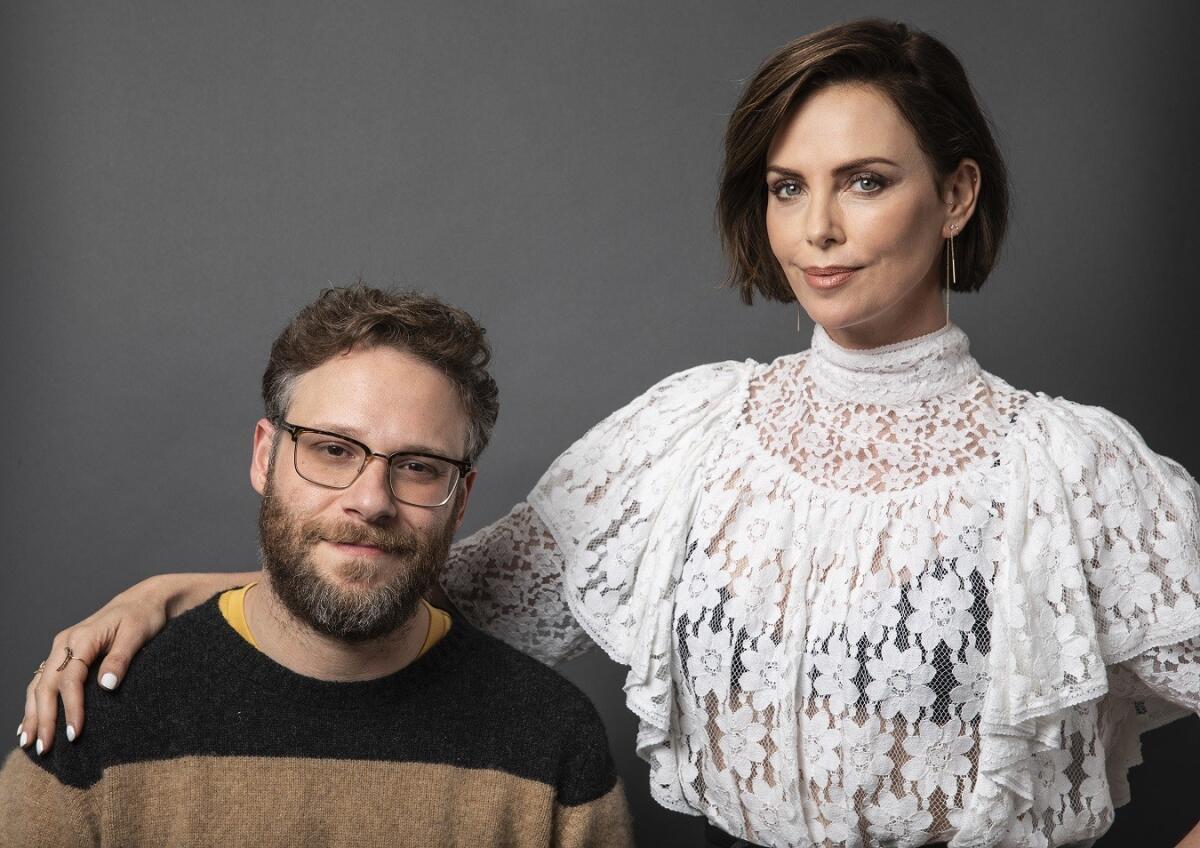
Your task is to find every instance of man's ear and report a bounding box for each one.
[250,419,277,495]
[452,470,477,532]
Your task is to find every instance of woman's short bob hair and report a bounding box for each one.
[718,19,1009,304]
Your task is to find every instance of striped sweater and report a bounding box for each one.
[0,595,632,847]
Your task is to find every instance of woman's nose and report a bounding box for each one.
[804,193,844,248]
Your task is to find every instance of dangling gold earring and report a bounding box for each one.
[796,300,802,333]
[944,224,958,324]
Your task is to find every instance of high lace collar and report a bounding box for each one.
[806,321,980,405]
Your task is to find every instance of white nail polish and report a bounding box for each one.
[100,673,119,690]
[66,724,76,742]
[18,731,27,748]
[16,723,22,737]
[35,739,44,756]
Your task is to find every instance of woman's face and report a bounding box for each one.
[765,83,976,349]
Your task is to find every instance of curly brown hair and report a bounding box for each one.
[718,18,1009,304]
[262,285,499,463]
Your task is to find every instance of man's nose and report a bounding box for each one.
[340,455,398,523]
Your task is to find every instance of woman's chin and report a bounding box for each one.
[796,291,946,347]
[796,297,875,335]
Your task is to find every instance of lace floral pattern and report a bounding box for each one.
[758,325,1023,495]
[440,323,1200,847]
[441,501,589,666]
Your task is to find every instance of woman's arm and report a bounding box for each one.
[440,502,592,666]
[1178,822,1200,848]
[19,502,589,755]
[19,570,254,755]
[1119,643,1200,848]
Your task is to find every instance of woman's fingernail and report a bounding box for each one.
[18,731,28,748]
[16,723,22,737]
[100,673,119,691]
[35,738,44,756]
[66,724,76,742]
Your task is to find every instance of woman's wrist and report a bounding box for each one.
[137,571,254,619]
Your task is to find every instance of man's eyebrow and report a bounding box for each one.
[396,444,458,457]
[307,422,370,440]
[306,423,454,456]
[765,157,902,179]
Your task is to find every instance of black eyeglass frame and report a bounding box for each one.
[275,420,473,508]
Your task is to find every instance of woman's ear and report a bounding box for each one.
[942,158,981,238]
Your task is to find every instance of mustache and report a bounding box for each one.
[298,519,419,557]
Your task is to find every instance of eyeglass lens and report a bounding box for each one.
[293,431,460,506]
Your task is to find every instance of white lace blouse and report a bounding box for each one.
[442,323,1200,848]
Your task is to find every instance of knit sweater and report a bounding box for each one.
[0,595,632,847]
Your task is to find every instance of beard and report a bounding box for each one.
[257,474,456,643]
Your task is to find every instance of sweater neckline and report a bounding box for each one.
[805,321,980,405]
[196,595,474,712]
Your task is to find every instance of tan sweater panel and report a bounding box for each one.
[0,750,633,847]
[0,751,98,847]
[554,780,635,848]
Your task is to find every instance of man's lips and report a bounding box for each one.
[306,522,417,558]
[324,539,389,557]
[802,266,861,290]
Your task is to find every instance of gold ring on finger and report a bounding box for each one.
[55,646,75,673]
[33,661,46,678]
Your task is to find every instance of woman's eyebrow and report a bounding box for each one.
[765,157,902,179]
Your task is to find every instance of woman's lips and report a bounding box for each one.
[802,266,859,290]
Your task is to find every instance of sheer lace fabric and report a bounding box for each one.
[440,323,1200,848]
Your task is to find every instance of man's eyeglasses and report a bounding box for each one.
[275,421,472,508]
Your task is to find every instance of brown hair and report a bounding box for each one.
[262,285,499,463]
[718,18,1009,303]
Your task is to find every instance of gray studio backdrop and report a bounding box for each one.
[3,2,1198,845]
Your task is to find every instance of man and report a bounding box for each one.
[0,286,632,847]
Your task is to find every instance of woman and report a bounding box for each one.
[19,19,1200,848]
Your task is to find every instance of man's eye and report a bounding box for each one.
[317,442,355,459]
[393,459,443,479]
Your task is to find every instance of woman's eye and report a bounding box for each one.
[770,180,802,200]
[851,174,884,193]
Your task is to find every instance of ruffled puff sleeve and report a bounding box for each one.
[441,361,750,673]
[441,500,594,666]
[525,361,750,721]
[966,395,1200,832]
